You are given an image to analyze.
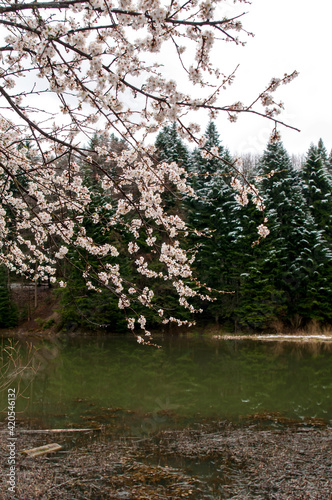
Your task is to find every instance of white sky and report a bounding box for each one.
[206,0,332,156]
[3,0,331,158]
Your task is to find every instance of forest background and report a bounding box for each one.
[2,121,332,334]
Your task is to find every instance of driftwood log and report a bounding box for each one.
[17,428,101,434]
[21,443,63,457]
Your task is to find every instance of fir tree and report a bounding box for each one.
[155,122,190,168]
[327,149,332,180]
[256,141,332,325]
[155,123,190,213]
[58,187,129,331]
[317,138,328,166]
[185,122,242,324]
[0,267,18,328]
[301,144,332,240]
[233,197,286,330]
[190,121,233,189]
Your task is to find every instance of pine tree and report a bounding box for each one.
[327,149,332,180]
[155,122,190,168]
[190,121,233,190]
[0,267,18,328]
[58,188,129,331]
[155,123,191,214]
[301,143,332,240]
[317,138,328,166]
[233,197,286,330]
[59,135,132,331]
[185,122,244,324]
[317,137,332,183]
[256,141,332,325]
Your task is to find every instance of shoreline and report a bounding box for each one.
[212,333,332,342]
[1,327,332,342]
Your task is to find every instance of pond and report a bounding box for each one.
[1,335,331,499]
[1,335,331,431]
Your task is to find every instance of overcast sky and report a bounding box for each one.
[207,0,332,157]
[3,0,331,158]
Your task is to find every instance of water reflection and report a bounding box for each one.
[0,335,331,430]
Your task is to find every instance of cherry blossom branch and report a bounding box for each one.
[0,0,300,339]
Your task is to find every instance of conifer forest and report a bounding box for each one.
[2,122,331,334]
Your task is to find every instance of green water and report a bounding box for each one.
[1,335,331,431]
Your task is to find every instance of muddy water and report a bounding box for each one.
[1,335,331,431]
[1,335,331,499]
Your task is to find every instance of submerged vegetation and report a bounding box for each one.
[1,419,330,499]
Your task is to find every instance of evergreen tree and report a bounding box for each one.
[301,144,332,240]
[190,121,233,189]
[58,186,129,331]
[155,123,190,214]
[233,198,286,330]
[185,122,244,324]
[189,175,243,324]
[327,149,332,180]
[256,141,332,325]
[317,137,332,183]
[59,135,132,331]
[155,122,190,168]
[0,267,18,328]
[317,138,328,166]
[187,122,288,330]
